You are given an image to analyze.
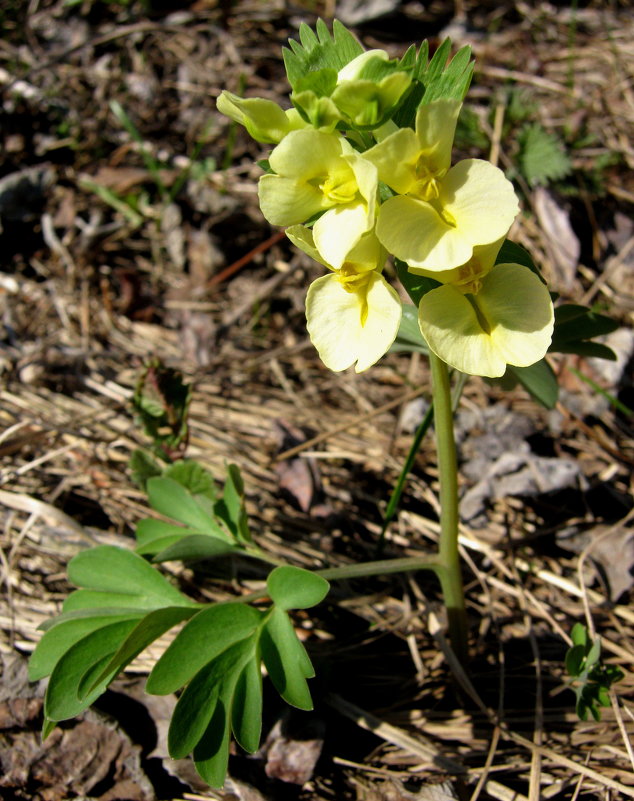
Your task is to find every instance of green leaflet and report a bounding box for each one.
[267,565,330,611]
[261,606,315,711]
[146,603,262,695]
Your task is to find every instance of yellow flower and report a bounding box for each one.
[287,226,401,372]
[258,130,378,269]
[365,100,519,271]
[417,242,554,377]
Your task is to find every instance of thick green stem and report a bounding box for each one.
[429,351,468,664]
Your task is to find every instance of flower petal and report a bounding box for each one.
[414,99,461,176]
[419,263,554,377]
[376,195,473,270]
[313,202,373,269]
[477,263,554,367]
[306,272,401,372]
[441,159,519,247]
[258,174,325,226]
[269,129,343,179]
[364,128,420,194]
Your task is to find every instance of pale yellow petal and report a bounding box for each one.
[306,272,401,372]
[477,263,554,367]
[337,50,389,81]
[419,263,554,377]
[407,236,506,283]
[376,195,473,270]
[269,129,343,178]
[414,99,461,175]
[364,128,420,194]
[441,160,519,246]
[313,202,372,269]
[419,285,507,377]
[258,174,325,226]
[216,92,290,143]
[345,231,385,273]
[285,225,329,267]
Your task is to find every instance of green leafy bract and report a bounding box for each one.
[283,19,364,90]
[393,39,474,129]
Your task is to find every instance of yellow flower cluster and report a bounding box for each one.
[217,44,554,378]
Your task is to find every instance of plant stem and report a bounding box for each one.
[318,556,441,582]
[429,351,468,663]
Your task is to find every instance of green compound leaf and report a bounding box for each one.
[133,359,192,461]
[193,701,231,788]
[129,449,162,490]
[565,643,586,677]
[517,123,571,187]
[261,607,314,710]
[267,565,329,611]
[64,545,192,611]
[283,19,364,90]
[147,477,229,538]
[146,603,262,695]
[571,621,589,647]
[148,534,240,563]
[163,459,217,502]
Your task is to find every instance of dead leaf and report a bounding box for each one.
[557,524,634,601]
[533,186,580,292]
[261,714,325,785]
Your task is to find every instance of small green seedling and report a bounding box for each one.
[565,622,624,721]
